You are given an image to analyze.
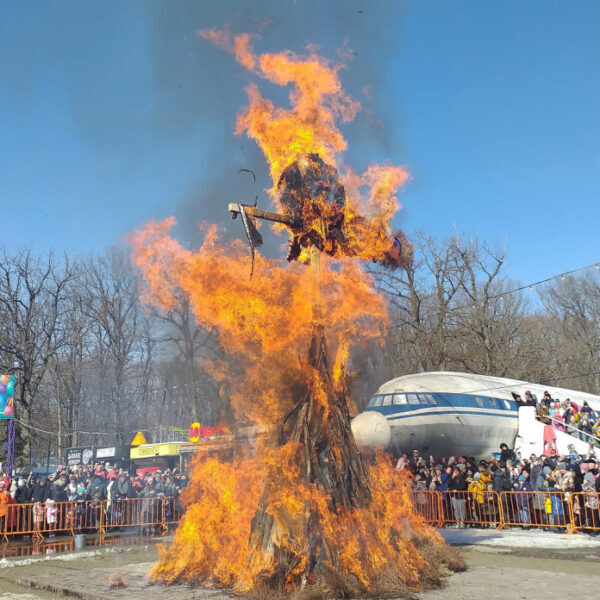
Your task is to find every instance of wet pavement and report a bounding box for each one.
[0,532,159,560]
[0,529,599,598]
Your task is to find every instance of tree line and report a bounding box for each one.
[0,235,598,467]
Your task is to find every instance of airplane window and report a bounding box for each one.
[475,397,484,408]
[488,398,497,408]
[382,395,393,406]
[367,396,377,408]
[419,393,436,405]
[373,396,384,407]
[406,394,420,405]
[393,394,407,405]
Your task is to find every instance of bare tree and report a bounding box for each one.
[151,293,222,424]
[81,247,143,444]
[372,230,466,372]
[540,273,600,393]
[0,249,75,463]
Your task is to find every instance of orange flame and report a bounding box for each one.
[131,31,443,595]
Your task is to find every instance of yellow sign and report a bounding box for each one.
[130,442,185,459]
[189,422,201,443]
[131,431,147,446]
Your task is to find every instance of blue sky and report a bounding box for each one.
[1,1,599,286]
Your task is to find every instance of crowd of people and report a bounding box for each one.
[402,442,600,531]
[515,389,600,444]
[0,463,186,537]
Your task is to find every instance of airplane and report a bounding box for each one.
[350,371,600,460]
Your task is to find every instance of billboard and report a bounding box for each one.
[0,375,14,419]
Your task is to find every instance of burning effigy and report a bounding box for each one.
[131,28,463,599]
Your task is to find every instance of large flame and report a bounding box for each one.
[132,30,455,597]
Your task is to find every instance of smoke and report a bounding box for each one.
[1,1,406,252]
[143,0,407,246]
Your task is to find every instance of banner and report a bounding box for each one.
[0,375,15,419]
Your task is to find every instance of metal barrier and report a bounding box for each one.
[410,490,443,526]
[0,491,595,542]
[444,490,503,528]
[0,497,179,542]
[498,491,574,531]
[571,492,600,532]
[104,497,166,534]
[1,501,76,541]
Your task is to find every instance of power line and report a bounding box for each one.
[383,259,600,328]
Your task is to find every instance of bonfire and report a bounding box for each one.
[131,28,463,599]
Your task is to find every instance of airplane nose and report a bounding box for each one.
[351,411,391,449]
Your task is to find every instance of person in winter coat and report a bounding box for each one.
[514,474,532,527]
[86,476,107,502]
[532,465,552,525]
[31,479,51,504]
[492,465,513,494]
[0,481,12,533]
[14,478,31,504]
[499,443,515,467]
[553,463,574,497]
[468,473,487,523]
[448,465,468,526]
[582,471,599,529]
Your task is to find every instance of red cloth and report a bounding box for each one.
[543,425,557,456]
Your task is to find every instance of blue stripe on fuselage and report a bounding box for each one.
[364,392,519,419]
[386,409,518,420]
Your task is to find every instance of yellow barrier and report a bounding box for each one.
[104,497,166,534]
[570,492,600,532]
[0,491,593,542]
[443,490,502,528]
[410,490,443,526]
[498,491,573,532]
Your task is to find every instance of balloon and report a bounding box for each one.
[0,384,5,396]
[0,375,9,386]
[5,380,14,397]
[3,405,13,417]
[0,394,5,410]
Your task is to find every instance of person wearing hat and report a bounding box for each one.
[468,472,487,524]
[582,470,599,530]
[0,481,11,534]
[514,473,532,528]
[448,464,468,527]
[553,462,574,498]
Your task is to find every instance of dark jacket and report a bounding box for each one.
[493,468,513,493]
[51,481,68,503]
[15,483,32,504]
[31,481,51,503]
[86,478,107,501]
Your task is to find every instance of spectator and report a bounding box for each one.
[514,474,532,528]
[448,465,468,527]
[0,482,11,533]
[499,443,514,467]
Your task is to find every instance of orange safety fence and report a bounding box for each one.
[162,496,182,527]
[410,490,443,525]
[498,491,573,531]
[1,501,75,541]
[570,492,600,532]
[0,492,595,542]
[443,490,503,528]
[104,497,166,533]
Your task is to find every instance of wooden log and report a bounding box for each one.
[228,203,296,228]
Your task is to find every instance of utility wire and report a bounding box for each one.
[382,260,600,328]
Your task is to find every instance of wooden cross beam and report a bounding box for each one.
[228,203,295,228]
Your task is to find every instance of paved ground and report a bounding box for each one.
[0,530,599,599]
